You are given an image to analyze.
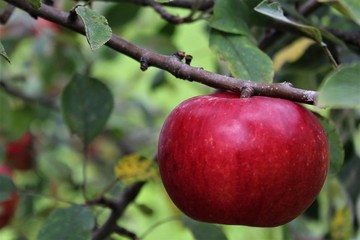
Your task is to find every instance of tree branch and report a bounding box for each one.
[3,0,318,105]
[0,80,59,110]
[94,0,214,11]
[92,181,145,240]
[143,0,196,24]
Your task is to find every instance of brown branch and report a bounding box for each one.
[3,0,318,105]
[327,28,360,52]
[92,181,145,240]
[0,80,59,110]
[94,0,214,11]
[0,3,15,24]
[143,0,194,24]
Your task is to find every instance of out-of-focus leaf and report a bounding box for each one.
[114,154,158,184]
[318,62,360,108]
[183,217,228,240]
[38,153,73,182]
[38,205,95,240]
[150,71,168,90]
[135,203,154,216]
[317,115,344,175]
[255,0,322,43]
[354,125,360,158]
[328,178,354,240]
[0,175,17,201]
[209,30,273,82]
[26,0,41,9]
[273,38,314,72]
[209,0,251,35]
[134,34,177,55]
[61,74,114,145]
[104,3,140,29]
[330,207,353,239]
[0,42,11,63]
[75,6,112,50]
[319,0,360,26]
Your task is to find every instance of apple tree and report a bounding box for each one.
[0,0,359,239]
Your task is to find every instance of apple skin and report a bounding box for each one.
[5,132,34,171]
[0,165,19,229]
[158,92,329,227]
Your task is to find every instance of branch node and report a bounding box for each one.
[281,81,294,87]
[68,5,78,23]
[240,86,255,98]
[185,55,193,65]
[174,50,186,61]
[140,57,149,71]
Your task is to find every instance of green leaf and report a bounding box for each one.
[75,6,112,50]
[38,205,95,240]
[104,3,140,29]
[317,116,344,175]
[0,41,11,63]
[318,62,360,108]
[61,74,114,145]
[209,30,273,82]
[319,0,360,26]
[255,0,322,43]
[209,0,251,35]
[183,217,228,240]
[0,175,17,201]
[26,0,41,9]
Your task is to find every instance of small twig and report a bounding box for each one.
[0,80,59,110]
[258,0,321,51]
[144,0,194,24]
[113,225,138,240]
[92,181,146,240]
[97,0,214,11]
[327,28,360,52]
[0,3,15,24]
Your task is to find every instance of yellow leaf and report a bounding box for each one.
[273,38,314,72]
[114,154,158,184]
[330,207,353,240]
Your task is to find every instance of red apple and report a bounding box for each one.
[0,165,19,229]
[6,132,34,171]
[158,92,329,227]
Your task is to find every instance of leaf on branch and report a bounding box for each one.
[0,42,11,63]
[255,0,323,43]
[316,115,344,175]
[318,62,360,108]
[114,154,158,185]
[0,175,17,201]
[319,0,360,26]
[75,6,112,51]
[209,30,274,82]
[209,0,251,35]
[38,205,95,240]
[26,0,41,9]
[61,74,114,146]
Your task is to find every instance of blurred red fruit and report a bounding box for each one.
[5,132,34,171]
[0,165,19,229]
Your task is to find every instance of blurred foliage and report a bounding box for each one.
[0,0,360,239]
